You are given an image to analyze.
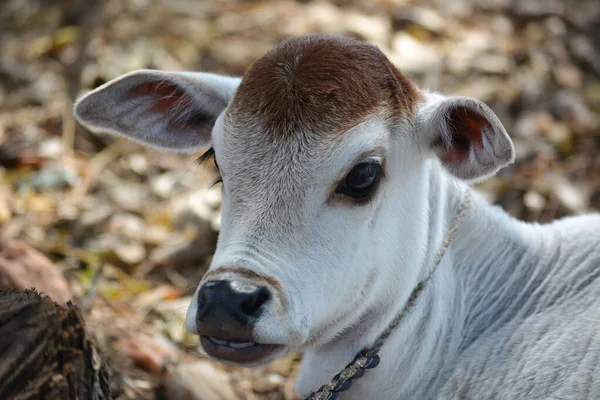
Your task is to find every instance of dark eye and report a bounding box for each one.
[335,160,384,201]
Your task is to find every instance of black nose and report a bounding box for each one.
[197,280,270,327]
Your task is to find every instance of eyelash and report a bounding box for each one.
[211,176,223,188]
[197,147,223,187]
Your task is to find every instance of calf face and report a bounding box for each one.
[74,34,514,366]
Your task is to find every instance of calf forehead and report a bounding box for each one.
[216,35,419,237]
[225,34,419,143]
[219,137,321,234]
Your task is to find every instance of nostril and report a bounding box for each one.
[198,290,206,311]
[198,285,209,310]
[197,281,222,318]
[240,287,270,316]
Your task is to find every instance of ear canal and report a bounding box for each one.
[127,81,207,128]
[440,107,492,166]
[423,96,515,182]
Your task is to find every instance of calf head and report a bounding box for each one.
[74,35,514,366]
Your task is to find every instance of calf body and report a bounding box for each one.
[301,169,600,399]
[74,34,600,399]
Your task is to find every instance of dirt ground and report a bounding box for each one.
[0,0,599,399]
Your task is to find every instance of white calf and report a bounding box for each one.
[74,34,600,399]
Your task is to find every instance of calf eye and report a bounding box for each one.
[335,160,384,201]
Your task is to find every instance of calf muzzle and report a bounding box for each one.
[195,279,279,364]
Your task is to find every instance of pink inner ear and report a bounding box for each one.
[440,107,490,165]
[129,81,190,116]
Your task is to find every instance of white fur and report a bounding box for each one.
[74,68,600,400]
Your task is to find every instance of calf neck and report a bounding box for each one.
[74,34,600,399]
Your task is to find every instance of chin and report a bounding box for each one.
[200,335,289,366]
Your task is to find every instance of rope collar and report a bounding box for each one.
[306,190,472,400]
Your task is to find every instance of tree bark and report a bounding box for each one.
[0,289,111,399]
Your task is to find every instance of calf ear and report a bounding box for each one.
[74,70,241,153]
[416,94,515,182]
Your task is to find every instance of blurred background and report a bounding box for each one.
[0,0,599,399]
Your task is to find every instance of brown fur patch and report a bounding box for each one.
[226,34,420,138]
[202,266,282,291]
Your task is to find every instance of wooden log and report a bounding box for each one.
[0,289,111,399]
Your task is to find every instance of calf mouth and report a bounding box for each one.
[200,335,283,364]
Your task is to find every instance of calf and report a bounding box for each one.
[74,34,600,399]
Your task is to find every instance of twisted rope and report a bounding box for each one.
[306,190,472,400]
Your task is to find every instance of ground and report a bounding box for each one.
[0,0,599,399]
